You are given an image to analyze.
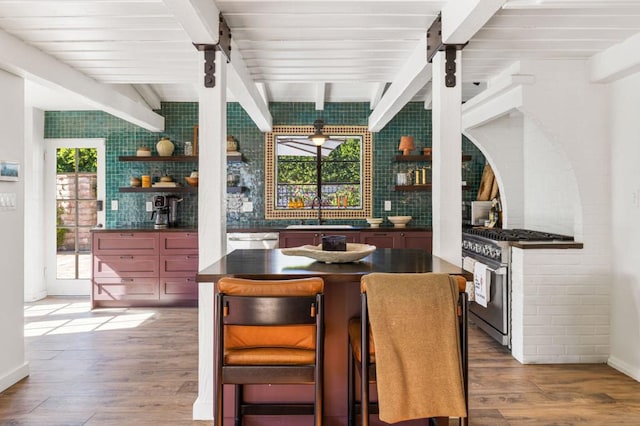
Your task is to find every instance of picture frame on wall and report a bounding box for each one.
[0,161,19,181]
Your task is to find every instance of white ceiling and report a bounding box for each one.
[4,0,640,115]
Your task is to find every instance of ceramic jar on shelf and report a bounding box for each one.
[156,137,175,157]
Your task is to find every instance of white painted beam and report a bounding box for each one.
[442,0,506,44]
[134,84,162,110]
[461,62,534,129]
[0,29,163,131]
[256,82,269,105]
[162,0,220,44]
[315,82,325,110]
[368,34,431,132]
[370,82,386,110]
[228,40,273,131]
[431,49,463,265]
[423,84,433,109]
[589,31,640,83]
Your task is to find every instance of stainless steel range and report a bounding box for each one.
[462,228,574,347]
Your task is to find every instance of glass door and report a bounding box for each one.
[45,139,105,295]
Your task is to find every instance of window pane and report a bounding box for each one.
[77,201,97,226]
[57,200,76,226]
[77,148,98,173]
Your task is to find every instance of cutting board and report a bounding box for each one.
[476,164,495,201]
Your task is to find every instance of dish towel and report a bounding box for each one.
[473,261,491,308]
[363,273,467,423]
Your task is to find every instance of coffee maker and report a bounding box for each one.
[151,195,169,229]
[166,195,183,227]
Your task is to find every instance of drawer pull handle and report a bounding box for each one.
[119,256,134,259]
[119,233,134,237]
[121,278,134,283]
[187,278,196,282]
[186,255,198,259]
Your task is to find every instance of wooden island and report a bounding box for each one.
[195,248,470,425]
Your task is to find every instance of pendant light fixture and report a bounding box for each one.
[308,119,328,146]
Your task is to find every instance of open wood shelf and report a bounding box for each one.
[118,156,198,162]
[394,154,472,162]
[119,187,197,193]
[394,184,469,191]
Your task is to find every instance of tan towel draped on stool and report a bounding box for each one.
[363,273,467,423]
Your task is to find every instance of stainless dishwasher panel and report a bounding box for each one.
[226,232,279,253]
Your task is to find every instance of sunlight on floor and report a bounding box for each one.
[24,301,156,337]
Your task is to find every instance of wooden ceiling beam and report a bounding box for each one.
[368,33,431,132]
[162,0,271,131]
[0,28,164,131]
[589,31,640,83]
[442,0,506,44]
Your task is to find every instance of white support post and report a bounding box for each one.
[431,49,463,266]
[193,48,227,421]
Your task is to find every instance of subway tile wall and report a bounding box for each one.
[45,102,485,229]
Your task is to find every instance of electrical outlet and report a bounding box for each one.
[242,202,254,212]
[384,200,391,211]
[146,201,153,212]
[111,200,118,211]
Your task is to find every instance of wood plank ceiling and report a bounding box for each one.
[1,0,640,110]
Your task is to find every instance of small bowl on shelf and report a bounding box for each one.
[388,216,412,228]
[185,176,199,187]
[366,217,383,228]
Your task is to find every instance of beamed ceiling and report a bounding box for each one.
[1,0,639,130]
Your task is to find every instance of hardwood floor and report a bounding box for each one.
[1,297,639,425]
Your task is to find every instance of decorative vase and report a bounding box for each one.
[156,137,175,157]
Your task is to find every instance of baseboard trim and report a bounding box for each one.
[193,397,213,420]
[24,290,47,302]
[0,362,30,393]
[608,356,640,382]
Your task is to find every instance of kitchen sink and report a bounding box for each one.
[286,225,354,229]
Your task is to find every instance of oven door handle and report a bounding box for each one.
[492,266,507,275]
[462,256,507,276]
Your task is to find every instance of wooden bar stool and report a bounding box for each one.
[214,277,325,426]
[347,273,468,426]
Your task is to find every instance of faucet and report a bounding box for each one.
[311,196,323,225]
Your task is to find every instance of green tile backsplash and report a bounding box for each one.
[45,102,485,230]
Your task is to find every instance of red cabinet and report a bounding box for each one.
[92,231,198,307]
[159,232,199,302]
[359,232,403,248]
[278,230,432,252]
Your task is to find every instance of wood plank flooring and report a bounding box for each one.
[1,297,639,425]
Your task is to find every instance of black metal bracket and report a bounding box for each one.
[193,13,232,88]
[426,13,466,87]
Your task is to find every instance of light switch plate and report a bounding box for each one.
[111,200,118,211]
[146,201,153,212]
[384,200,391,211]
[242,201,254,212]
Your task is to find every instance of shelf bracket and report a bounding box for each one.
[426,13,466,88]
[193,13,231,88]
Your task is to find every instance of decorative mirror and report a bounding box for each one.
[265,124,372,220]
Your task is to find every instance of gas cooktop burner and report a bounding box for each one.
[463,228,574,242]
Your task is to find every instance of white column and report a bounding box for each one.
[194,49,227,421]
[431,49,463,266]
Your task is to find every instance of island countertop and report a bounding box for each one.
[197,248,470,283]
[195,247,470,423]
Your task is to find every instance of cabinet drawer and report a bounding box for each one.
[160,276,198,301]
[159,232,198,255]
[92,232,159,255]
[93,255,158,278]
[359,232,401,248]
[160,255,199,277]
[93,277,159,301]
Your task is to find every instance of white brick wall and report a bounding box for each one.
[511,247,610,363]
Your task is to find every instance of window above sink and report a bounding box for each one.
[265,125,373,220]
